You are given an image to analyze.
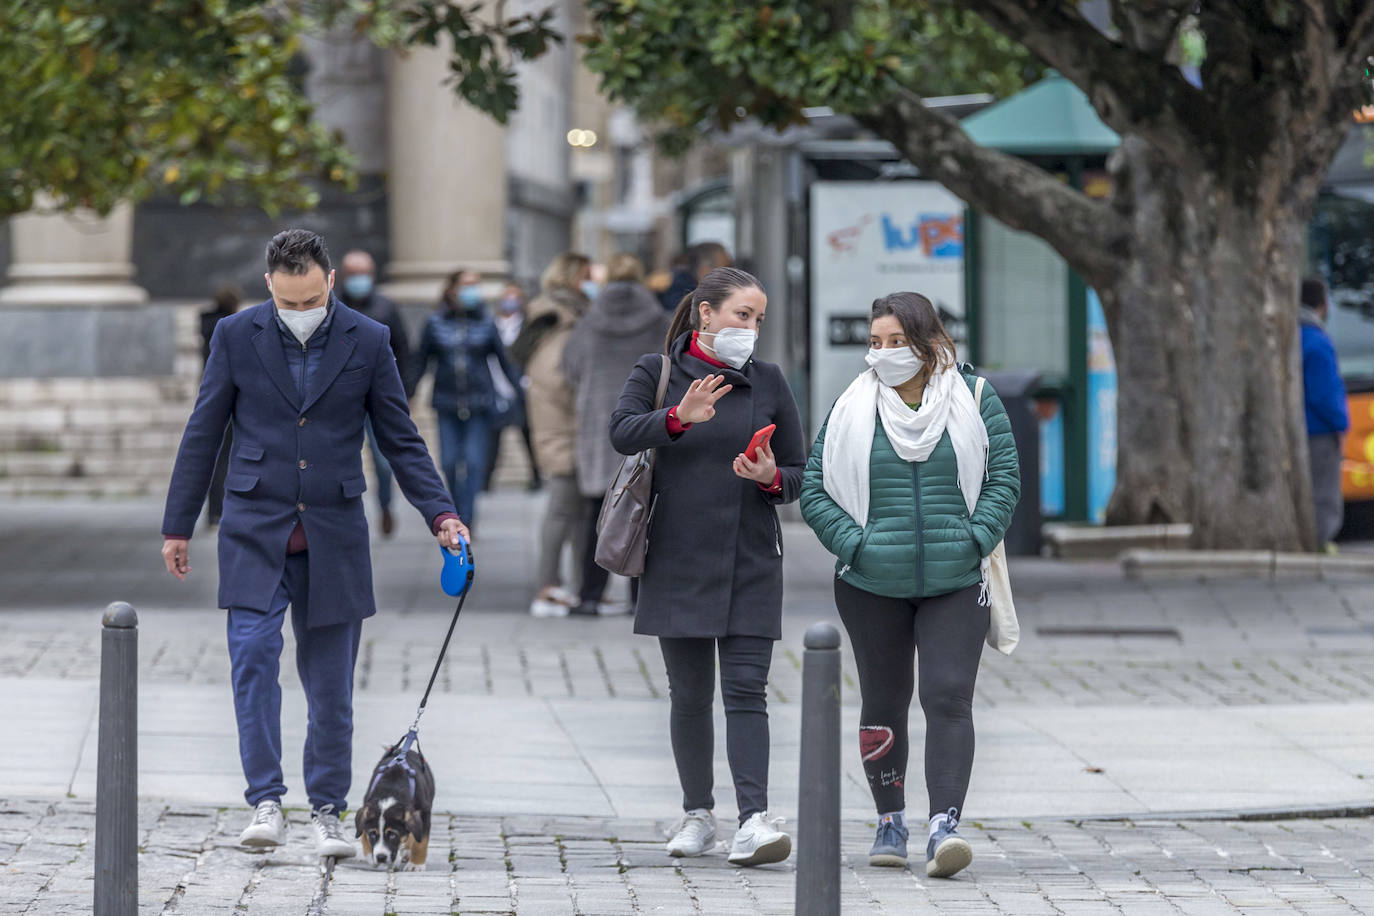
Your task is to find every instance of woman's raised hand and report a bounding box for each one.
[676,374,733,425]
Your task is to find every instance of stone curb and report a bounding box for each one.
[1043,523,1192,559]
[1065,800,1374,823]
[1120,548,1374,581]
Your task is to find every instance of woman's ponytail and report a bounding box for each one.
[664,291,697,354]
[662,266,764,354]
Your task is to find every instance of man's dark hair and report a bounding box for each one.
[1301,275,1328,312]
[266,229,331,276]
[687,241,730,274]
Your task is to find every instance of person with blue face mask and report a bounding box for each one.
[408,268,523,529]
[338,250,413,536]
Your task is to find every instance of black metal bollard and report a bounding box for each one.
[95,601,138,916]
[796,622,841,916]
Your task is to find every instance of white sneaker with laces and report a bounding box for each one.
[239,799,287,848]
[311,805,356,859]
[727,811,791,866]
[665,808,716,857]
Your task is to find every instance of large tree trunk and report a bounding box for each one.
[1100,138,1316,550]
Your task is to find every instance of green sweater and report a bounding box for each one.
[800,372,1021,598]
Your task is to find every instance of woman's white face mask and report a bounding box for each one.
[865,346,922,387]
[699,327,757,369]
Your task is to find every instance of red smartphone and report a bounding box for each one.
[745,424,776,461]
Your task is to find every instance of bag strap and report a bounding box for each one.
[974,375,985,409]
[653,354,671,411]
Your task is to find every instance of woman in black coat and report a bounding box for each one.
[609,266,805,867]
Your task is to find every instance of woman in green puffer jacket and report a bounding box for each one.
[800,292,1020,878]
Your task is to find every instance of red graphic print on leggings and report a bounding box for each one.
[860,725,902,790]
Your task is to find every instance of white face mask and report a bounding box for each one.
[276,303,329,344]
[699,327,756,369]
[866,346,922,387]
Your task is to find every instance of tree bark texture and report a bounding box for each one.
[1100,138,1316,550]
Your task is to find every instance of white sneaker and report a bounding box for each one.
[596,600,633,616]
[311,805,356,859]
[727,811,791,866]
[239,799,286,848]
[665,808,716,857]
[529,597,571,617]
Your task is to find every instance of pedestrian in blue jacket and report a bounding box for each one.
[161,229,467,858]
[1300,276,1349,547]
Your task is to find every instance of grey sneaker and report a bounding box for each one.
[311,805,356,859]
[869,814,908,867]
[925,808,972,878]
[239,799,286,848]
[665,808,716,857]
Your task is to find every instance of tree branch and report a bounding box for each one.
[1343,0,1374,66]
[962,0,1213,167]
[857,87,1128,291]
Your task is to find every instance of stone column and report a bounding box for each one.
[0,202,147,306]
[382,44,510,304]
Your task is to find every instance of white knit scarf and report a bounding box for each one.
[822,357,991,596]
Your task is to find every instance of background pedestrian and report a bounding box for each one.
[485,282,542,492]
[658,241,731,311]
[609,266,805,866]
[563,253,669,615]
[338,249,413,536]
[513,252,592,617]
[199,284,241,527]
[1300,276,1349,550]
[799,291,1020,877]
[409,269,522,529]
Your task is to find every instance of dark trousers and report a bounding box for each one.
[205,425,233,525]
[1309,432,1344,543]
[834,578,987,818]
[363,416,394,511]
[579,494,639,605]
[659,635,773,825]
[485,421,542,490]
[226,552,363,812]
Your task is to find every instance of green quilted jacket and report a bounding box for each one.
[800,371,1021,599]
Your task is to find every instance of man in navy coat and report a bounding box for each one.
[161,229,467,858]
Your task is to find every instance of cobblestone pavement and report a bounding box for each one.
[3,800,1372,915]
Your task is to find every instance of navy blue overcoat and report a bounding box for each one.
[162,300,455,627]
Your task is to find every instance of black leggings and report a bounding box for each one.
[659,635,773,824]
[834,578,988,818]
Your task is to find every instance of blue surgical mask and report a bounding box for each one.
[342,274,373,299]
[499,296,522,314]
[458,286,483,308]
[580,281,601,301]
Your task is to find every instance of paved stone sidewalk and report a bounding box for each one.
[4,800,1372,915]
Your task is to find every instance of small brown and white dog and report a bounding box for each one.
[354,741,435,868]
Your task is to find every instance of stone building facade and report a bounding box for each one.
[0,1,665,499]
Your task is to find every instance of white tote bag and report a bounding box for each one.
[974,376,1020,655]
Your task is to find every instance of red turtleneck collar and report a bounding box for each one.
[689,331,728,369]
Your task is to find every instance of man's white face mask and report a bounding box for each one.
[267,271,334,344]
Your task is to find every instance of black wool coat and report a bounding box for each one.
[609,332,806,639]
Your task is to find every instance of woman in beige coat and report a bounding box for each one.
[510,252,592,616]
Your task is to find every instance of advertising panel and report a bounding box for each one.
[809,181,966,432]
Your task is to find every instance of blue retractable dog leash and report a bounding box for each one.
[370,537,475,793]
